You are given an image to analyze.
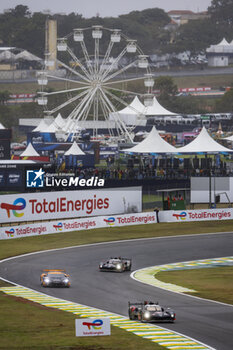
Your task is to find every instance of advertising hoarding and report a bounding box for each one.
[0,212,156,240]
[159,208,233,222]
[75,318,110,337]
[0,187,142,224]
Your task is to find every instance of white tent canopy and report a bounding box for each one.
[109,96,146,126]
[144,97,177,116]
[123,126,177,154]
[15,50,42,61]
[53,113,66,129]
[217,38,230,46]
[64,141,85,156]
[206,38,233,53]
[178,127,233,153]
[42,123,58,133]
[20,143,40,157]
[118,96,145,114]
[0,122,5,129]
[0,50,16,61]
[223,135,233,142]
[32,119,51,132]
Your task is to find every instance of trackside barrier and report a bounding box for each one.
[0,212,157,240]
[159,208,233,223]
[1,208,233,240]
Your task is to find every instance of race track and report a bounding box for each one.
[1,232,233,350]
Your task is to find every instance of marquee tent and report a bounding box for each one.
[144,97,177,116]
[109,96,146,126]
[20,143,40,157]
[206,38,233,53]
[15,50,42,62]
[42,122,58,133]
[53,113,66,129]
[123,126,177,154]
[223,135,233,142]
[32,119,53,132]
[178,127,233,153]
[64,141,85,156]
[0,50,16,61]
[0,122,5,129]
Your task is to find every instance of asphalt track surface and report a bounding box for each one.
[1,232,233,350]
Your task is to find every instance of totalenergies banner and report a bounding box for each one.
[159,208,233,223]
[1,207,233,240]
[0,212,157,240]
[0,187,142,224]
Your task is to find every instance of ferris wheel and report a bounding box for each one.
[37,25,154,142]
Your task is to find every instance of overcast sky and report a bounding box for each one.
[0,0,212,18]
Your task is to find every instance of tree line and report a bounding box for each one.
[0,1,232,58]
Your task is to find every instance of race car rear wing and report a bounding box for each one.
[128,301,159,307]
[110,257,132,261]
[128,302,144,307]
[42,269,66,273]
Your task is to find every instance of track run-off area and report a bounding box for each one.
[0,232,233,350]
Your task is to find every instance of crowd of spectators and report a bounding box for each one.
[61,163,233,181]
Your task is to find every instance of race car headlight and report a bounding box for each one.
[44,277,50,283]
[116,263,122,270]
[64,278,69,284]
[144,311,150,319]
[99,264,103,268]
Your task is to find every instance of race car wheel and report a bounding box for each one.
[129,312,136,320]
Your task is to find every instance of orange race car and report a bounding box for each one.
[40,269,71,288]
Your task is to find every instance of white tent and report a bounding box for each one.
[0,122,5,129]
[64,141,85,156]
[0,50,16,61]
[33,119,58,133]
[144,97,177,116]
[42,123,58,133]
[223,135,233,142]
[15,50,42,61]
[123,126,177,154]
[109,96,146,126]
[178,127,233,153]
[20,143,40,157]
[217,38,230,46]
[53,113,66,129]
[32,119,51,132]
[206,38,233,53]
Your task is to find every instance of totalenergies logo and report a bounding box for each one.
[53,222,63,231]
[82,319,103,330]
[173,211,187,220]
[104,217,115,226]
[0,198,26,218]
[5,228,15,237]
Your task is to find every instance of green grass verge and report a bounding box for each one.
[0,281,163,350]
[2,73,233,93]
[173,74,233,89]
[0,220,233,261]
[157,266,233,305]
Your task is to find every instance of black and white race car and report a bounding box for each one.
[128,301,176,322]
[99,257,132,272]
